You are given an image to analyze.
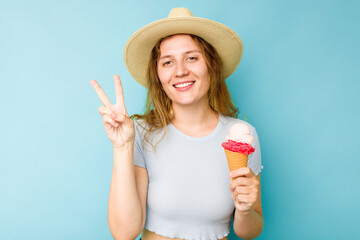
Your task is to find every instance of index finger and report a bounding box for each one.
[90,80,112,108]
[229,167,254,178]
[113,75,127,114]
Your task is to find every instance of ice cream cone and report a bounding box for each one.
[224,149,248,171]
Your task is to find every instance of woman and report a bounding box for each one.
[90,8,263,240]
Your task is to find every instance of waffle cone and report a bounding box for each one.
[224,149,248,171]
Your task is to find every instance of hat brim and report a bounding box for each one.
[124,16,243,87]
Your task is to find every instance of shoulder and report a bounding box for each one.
[133,118,166,148]
[133,119,149,144]
[134,119,151,134]
[134,118,147,128]
[219,115,256,132]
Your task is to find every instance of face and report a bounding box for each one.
[157,34,210,107]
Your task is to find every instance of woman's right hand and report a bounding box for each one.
[90,75,135,149]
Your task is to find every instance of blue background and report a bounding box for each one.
[1,0,359,239]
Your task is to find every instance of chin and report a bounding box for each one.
[173,97,205,106]
[173,100,195,106]
[169,91,208,107]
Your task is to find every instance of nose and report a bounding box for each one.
[175,61,189,77]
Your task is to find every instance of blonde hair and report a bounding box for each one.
[131,34,238,149]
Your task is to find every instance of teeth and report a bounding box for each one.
[174,82,194,88]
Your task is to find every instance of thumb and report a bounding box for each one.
[111,112,126,122]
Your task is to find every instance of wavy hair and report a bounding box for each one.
[131,34,238,149]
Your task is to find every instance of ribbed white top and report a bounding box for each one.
[134,115,263,239]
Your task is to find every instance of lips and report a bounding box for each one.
[173,81,195,88]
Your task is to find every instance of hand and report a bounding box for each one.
[229,167,260,215]
[90,75,135,149]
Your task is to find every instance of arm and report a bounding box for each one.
[230,170,264,240]
[108,143,147,240]
[90,76,148,239]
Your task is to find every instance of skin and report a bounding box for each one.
[90,34,263,240]
[157,34,220,138]
[157,34,210,108]
[89,76,134,150]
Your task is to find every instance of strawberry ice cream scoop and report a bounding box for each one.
[225,123,254,145]
[222,123,255,171]
[222,140,255,155]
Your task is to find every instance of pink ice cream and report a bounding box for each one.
[222,123,255,155]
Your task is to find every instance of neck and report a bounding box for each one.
[171,100,219,136]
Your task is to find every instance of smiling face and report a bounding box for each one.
[156,34,210,108]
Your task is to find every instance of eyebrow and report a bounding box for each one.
[159,50,202,60]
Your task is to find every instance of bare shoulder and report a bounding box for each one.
[135,166,148,230]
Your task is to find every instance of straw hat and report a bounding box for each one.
[124,7,243,87]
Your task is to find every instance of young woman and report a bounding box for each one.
[90,8,263,240]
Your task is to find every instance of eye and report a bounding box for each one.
[163,61,172,66]
[187,56,198,61]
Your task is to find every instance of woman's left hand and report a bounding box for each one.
[229,167,260,215]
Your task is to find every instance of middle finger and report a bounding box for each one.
[113,75,127,114]
[230,177,253,191]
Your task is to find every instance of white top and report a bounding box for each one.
[134,114,263,240]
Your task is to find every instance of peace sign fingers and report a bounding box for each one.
[113,75,128,115]
[90,75,135,149]
[90,79,113,108]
